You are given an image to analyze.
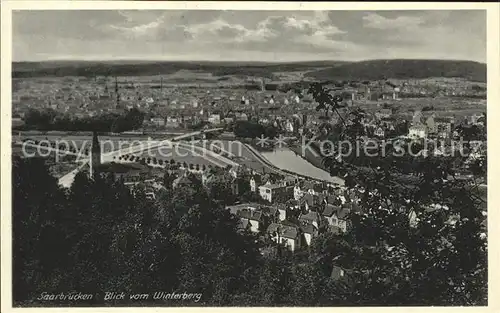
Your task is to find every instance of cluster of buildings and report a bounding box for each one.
[226,171,358,252]
[80,134,355,253]
[313,78,485,104]
[407,110,485,140]
[13,76,486,147]
[12,76,311,126]
[15,73,487,259]
[396,77,486,98]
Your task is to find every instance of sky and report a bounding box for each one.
[12,10,486,63]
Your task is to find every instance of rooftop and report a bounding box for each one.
[260,183,283,190]
[238,209,262,221]
[299,211,323,223]
[267,222,300,239]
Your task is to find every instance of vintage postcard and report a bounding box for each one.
[1,1,499,311]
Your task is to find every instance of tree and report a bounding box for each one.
[23,108,145,132]
[305,82,487,305]
[456,124,485,142]
[12,157,68,302]
[13,157,264,306]
[234,121,267,139]
[308,84,345,119]
[163,171,176,189]
[12,81,487,306]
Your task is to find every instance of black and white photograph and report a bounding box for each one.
[2,1,498,309]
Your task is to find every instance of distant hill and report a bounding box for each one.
[11,60,348,79]
[12,59,486,82]
[304,59,486,82]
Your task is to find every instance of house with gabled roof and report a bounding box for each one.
[321,204,340,227]
[336,206,351,232]
[285,198,300,213]
[302,181,323,196]
[299,193,322,213]
[374,126,385,138]
[267,222,303,252]
[299,211,324,230]
[259,183,287,203]
[237,209,263,233]
[319,203,351,233]
[282,175,298,187]
[300,222,318,246]
[294,183,304,200]
[258,205,280,223]
[249,174,262,192]
[274,203,287,221]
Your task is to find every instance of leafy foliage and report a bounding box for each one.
[12,158,261,306]
[13,83,486,306]
[19,108,145,132]
[304,82,487,305]
[234,120,278,139]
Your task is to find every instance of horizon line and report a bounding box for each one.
[12,58,487,65]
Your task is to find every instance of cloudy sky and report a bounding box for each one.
[12,10,486,62]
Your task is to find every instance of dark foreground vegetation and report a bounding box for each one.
[15,108,145,133]
[13,153,486,306]
[13,84,487,306]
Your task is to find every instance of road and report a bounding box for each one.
[57,128,225,187]
[101,128,223,161]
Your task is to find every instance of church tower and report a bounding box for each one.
[114,76,120,109]
[89,131,101,178]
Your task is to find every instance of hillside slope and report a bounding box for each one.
[11,60,348,79]
[304,59,486,82]
[12,59,486,82]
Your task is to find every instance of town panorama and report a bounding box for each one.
[10,8,488,307]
